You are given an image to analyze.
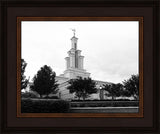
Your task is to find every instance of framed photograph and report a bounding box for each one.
[17,17,143,118]
[1,0,159,133]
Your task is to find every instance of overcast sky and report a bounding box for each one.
[22,21,139,83]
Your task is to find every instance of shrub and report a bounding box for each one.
[71,99,132,102]
[43,96,59,99]
[70,101,139,107]
[21,92,39,98]
[21,99,70,113]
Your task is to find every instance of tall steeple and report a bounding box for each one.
[63,29,90,79]
[71,29,78,50]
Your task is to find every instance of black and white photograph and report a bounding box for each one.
[21,20,140,114]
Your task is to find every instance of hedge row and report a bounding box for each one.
[21,92,59,99]
[71,99,135,101]
[21,99,70,113]
[70,101,139,107]
[21,92,39,98]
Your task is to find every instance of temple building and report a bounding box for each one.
[56,29,111,100]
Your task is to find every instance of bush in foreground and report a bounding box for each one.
[70,100,139,107]
[21,99,70,113]
[21,92,39,98]
[71,99,132,101]
[43,95,59,99]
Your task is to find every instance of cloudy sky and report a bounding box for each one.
[22,21,139,83]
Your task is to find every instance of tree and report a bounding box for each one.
[21,59,29,90]
[103,83,123,100]
[30,65,59,98]
[67,77,97,100]
[123,74,139,100]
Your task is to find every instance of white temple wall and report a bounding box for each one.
[70,54,75,68]
[65,57,70,69]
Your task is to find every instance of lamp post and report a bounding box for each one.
[99,85,104,100]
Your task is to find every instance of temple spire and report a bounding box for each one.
[70,29,78,50]
[71,28,76,37]
[63,30,90,79]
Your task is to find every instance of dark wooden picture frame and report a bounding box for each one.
[17,16,143,118]
[0,0,159,133]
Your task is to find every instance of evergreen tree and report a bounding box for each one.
[123,74,139,100]
[30,65,58,98]
[21,59,29,90]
